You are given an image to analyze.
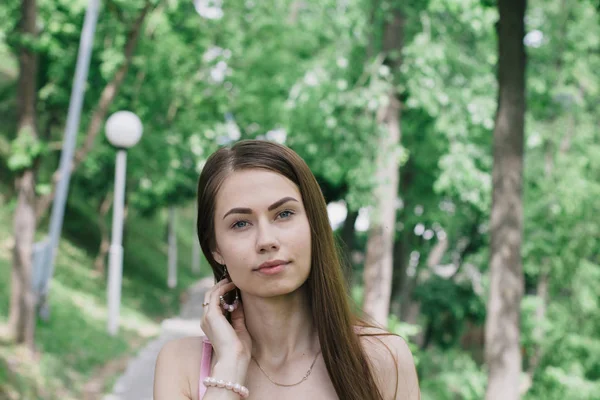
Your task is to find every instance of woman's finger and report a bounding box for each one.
[203,289,212,309]
[203,281,236,316]
[202,286,215,317]
[209,281,237,309]
[203,279,231,309]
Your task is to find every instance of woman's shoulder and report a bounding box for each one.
[356,325,412,364]
[355,326,420,400]
[157,335,206,360]
[154,336,206,399]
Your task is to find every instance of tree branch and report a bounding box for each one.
[72,1,153,169]
[35,1,154,219]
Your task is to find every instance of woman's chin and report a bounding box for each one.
[247,280,308,299]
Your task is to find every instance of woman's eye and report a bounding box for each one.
[278,210,295,219]
[232,221,249,229]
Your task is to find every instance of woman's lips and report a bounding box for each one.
[255,261,289,275]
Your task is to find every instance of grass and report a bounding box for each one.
[0,191,207,399]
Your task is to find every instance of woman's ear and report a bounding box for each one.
[212,249,224,265]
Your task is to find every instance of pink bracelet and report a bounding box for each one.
[203,376,250,398]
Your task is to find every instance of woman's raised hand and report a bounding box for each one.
[201,278,252,365]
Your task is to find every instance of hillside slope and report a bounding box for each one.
[0,192,204,399]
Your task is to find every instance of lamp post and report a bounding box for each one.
[104,111,143,336]
[35,0,101,320]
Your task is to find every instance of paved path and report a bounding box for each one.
[103,277,213,400]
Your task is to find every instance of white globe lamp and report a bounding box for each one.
[105,111,143,148]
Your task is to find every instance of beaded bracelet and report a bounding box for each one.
[203,376,250,398]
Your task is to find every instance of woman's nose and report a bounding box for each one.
[255,224,280,253]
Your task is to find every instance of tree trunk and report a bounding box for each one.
[70,2,151,169]
[287,0,302,24]
[339,209,358,257]
[94,191,113,274]
[391,167,414,315]
[484,0,527,399]
[362,93,401,326]
[167,206,177,288]
[390,233,407,302]
[8,0,39,352]
[362,8,405,327]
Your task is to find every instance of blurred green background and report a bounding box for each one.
[1,0,599,399]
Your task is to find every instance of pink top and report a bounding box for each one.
[199,337,213,399]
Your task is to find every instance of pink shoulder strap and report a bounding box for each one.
[199,337,213,399]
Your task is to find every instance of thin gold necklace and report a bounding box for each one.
[252,350,322,387]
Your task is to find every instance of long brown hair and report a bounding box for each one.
[196,140,389,400]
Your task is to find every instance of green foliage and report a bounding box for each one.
[388,313,421,340]
[419,347,487,400]
[414,276,486,348]
[1,0,600,397]
[7,129,47,171]
[517,1,600,396]
[523,260,600,400]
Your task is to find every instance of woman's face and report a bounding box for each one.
[211,168,312,298]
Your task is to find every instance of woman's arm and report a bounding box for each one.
[388,336,420,400]
[154,338,194,400]
[362,333,421,400]
[154,336,248,400]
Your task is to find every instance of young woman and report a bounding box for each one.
[154,140,420,399]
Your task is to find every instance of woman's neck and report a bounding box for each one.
[242,287,319,367]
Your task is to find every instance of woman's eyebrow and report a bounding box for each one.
[222,196,298,220]
[268,196,298,211]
